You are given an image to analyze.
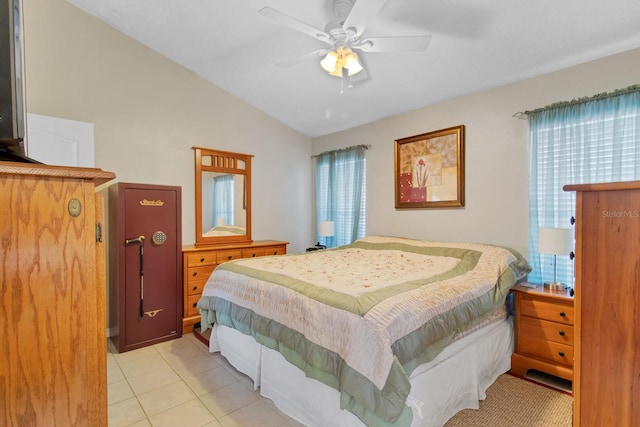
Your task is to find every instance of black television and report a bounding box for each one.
[0,0,39,163]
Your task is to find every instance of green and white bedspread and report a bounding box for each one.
[197,236,531,427]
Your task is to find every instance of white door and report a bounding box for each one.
[25,113,94,167]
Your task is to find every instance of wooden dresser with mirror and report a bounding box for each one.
[182,147,288,334]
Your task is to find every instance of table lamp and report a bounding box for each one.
[316,221,334,249]
[538,227,573,291]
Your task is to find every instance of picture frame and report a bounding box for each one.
[394,125,465,208]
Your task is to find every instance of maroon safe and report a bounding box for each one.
[108,182,182,352]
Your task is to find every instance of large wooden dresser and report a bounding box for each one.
[564,181,640,427]
[182,240,288,333]
[0,162,115,426]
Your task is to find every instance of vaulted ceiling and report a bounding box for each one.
[67,0,640,137]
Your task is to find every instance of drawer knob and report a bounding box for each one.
[558,352,565,357]
[252,253,257,257]
[569,251,575,260]
[227,255,232,259]
[559,311,566,317]
[192,302,197,308]
[193,286,197,291]
[559,330,565,336]
[192,272,198,277]
[200,257,205,262]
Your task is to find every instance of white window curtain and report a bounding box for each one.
[528,86,640,286]
[212,174,234,227]
[315,145,367,248]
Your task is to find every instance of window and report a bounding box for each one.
[315,145,367,248]
[212,174,234,227]
[528,87,640,286]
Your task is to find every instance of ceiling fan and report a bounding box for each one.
[259,0,431,84]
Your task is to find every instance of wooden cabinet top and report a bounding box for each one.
[0,161,115,186]
[182,240,289,253]
[512,283,574,304]
[564,180,640,192]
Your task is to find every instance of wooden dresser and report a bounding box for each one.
[181,240,288,333]
[0,162,115,426]
[510,284,574,382]
[564,181,640,427]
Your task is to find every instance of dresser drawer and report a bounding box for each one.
[185,278,207,296]
[217,249,242,263]
[520,316,574,346]
[186,252,217,267]
[186,265,215,283]
[186,294,201,317]
[520,336,574,367]
[242,248,265,258]
[262,245,286,256]
[520,298,574,325]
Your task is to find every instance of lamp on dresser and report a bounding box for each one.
[538,227,573,291]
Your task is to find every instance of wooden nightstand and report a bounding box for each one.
[510,283,574,382]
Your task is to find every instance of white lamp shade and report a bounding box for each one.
[318,221,334,237]
[320,52,338,73]
[538,228,573,255]
[345,52,363,76]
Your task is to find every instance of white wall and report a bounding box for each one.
[312,48,640,257]
[22,0,312,254]
[21,0,640,261]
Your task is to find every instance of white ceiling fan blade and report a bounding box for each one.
[276,49,329,68]
[356,35,432,52]
[258,7,332,45]
[342,0,388,36]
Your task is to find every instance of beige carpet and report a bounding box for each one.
[444,374,573,426]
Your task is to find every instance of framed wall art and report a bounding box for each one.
[394,125,465,208]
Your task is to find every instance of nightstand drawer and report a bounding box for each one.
[520,336,574,367]
[186,265,215,283]
[520,298,574,325]
[520,316,574,346]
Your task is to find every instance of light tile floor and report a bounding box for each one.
[107,333,305,427]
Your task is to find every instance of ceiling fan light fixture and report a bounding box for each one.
[321,46,363,77]
[320,51,339,73]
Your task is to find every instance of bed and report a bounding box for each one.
[203,224,246,237]
[197,235,531,427]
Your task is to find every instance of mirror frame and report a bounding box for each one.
[193,146,253,246]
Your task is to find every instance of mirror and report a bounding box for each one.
[193,147,253,246]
